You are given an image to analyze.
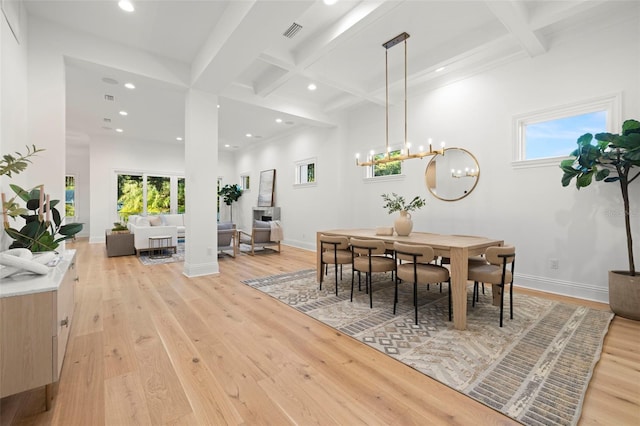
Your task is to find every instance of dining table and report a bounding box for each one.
[316,229,503,330]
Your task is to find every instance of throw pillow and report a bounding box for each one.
[137,218,150,227]
[148,216,162,226]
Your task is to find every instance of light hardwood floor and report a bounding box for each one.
[1,239,639,425]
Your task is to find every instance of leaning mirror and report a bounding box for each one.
[425,148,480,201]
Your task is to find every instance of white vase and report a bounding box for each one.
[394,211,413,236]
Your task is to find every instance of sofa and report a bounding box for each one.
[127,214,181,254]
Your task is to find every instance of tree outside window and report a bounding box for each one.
[373,150,402,177]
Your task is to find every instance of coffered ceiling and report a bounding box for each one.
[22,0,629,150]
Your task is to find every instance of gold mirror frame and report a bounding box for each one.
[425,147,480,202]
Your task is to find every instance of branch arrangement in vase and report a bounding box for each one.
[381,192,426,214]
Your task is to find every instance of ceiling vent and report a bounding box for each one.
[283,22,302,39]
[103,118,111,123]
[104,94,115,101]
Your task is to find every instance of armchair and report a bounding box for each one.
[239,220,281,255]
[218,222,237,257]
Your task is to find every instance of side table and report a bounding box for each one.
[105,230,135,257]
[148,235,175,259]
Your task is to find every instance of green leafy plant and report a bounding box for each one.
[381,192,426,214]
[112,222,128,232]
[218,184,243,222]
[4,185,83,252]
[560,119,640,276]
[1,145,44,178]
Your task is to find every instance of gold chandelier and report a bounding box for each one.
[356,32,445,167]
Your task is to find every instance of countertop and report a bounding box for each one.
[0,250,76,298]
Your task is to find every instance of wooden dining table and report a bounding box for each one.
[316,229,503,330]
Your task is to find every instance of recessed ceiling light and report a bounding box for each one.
[435,66,446,72]
[275,118,283,123]
[115,128,123,133]
[217,104,220,108]
[124,82,135,89]
[246,133,252,138]
[323,0,338,5]
[176,137,183,141]
[118,1,135,13]
[102,77,118,85]
[224,144,230,148]
[307,83,317,91]
[119,111,128,116]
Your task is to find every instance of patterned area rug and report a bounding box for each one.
[242,269,613,426]
[138,241,184,265]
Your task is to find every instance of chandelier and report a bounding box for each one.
[356,32,445,167]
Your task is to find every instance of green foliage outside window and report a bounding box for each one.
[117,174,143,220]
[146,176,170,214]
[178,177,186,213]
[65,175,75,217]
[373,150,402,176]
[307,163,315,182]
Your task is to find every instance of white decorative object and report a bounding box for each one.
[0,249,55,278]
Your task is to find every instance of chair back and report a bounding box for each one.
[485,245,516,266]
[350,238,387,256]
[394,242,435,263]
[320,235,349,250]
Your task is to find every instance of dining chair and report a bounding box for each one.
[350,238,396,308]
[319,234,351,296]
[467,245,516,327]
[394,242,451,325]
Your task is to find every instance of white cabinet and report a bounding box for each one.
[0,250,77,409]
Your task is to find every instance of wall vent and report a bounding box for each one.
[283,22,302,39]
[104,94,115,101]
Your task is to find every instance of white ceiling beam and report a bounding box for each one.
[191,0,314,93]
[484,0,547,57]
[254,0,402,98]
[529,0,608,30]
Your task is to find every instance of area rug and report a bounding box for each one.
[138,241,184,265]
[242,269,613,426]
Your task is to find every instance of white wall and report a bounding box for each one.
[1,3,29,250]
[343,11,639,302]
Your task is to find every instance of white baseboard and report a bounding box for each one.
[183,261,219,277]
[515,273,609,304]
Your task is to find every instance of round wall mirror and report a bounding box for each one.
[425,147,480,201]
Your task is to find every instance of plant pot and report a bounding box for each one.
[608,270,640,320]
[394,211,413,236]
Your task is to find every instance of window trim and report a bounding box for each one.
[512,93,621,168]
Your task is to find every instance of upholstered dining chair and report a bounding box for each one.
[467,245,516,327]
[319,234,351,296]
[350,238,396,308]
[394,242,451,325]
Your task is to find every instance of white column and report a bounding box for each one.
[183,89,219,277]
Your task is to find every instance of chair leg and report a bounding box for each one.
[320,262,324,290]
[350,270,355,302]
[499,283,505,327]
[448,279,452,321]
[334,264,339,296]
[393,276,399,315]
[414,282,418,325]
[368,273,373,308]
[510,282,514,320]
[472,282,478,307]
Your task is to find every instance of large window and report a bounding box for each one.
[513,93,620,167]
[65,175,76,218]
[116,173,184,220]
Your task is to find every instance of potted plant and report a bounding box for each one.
[2,146,83,252]
[381,192,426,236]
[560,118,639,319]
[218,184,243,222]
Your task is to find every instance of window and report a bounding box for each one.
[513,93,620,167]
[240,174,250,191]
[294,158,316,186]
[116,173,185,220]
[65,175,76,218]
[177,177,185,213]
[372,149,402,177]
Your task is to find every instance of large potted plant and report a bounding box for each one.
[381,192,426,236]
[218,184,243,222]
[560,119,640,319]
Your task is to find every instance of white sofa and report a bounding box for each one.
[127,214,181,254]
